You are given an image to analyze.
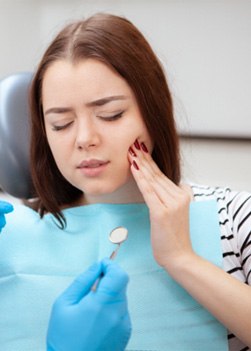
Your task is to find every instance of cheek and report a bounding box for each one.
[132,127,153,152]
[113,142,131,173]
[140,125,153,151]
[46,137,68,169]
[47,130,69,155]
[45,132,56,154]
[47,139,58,158]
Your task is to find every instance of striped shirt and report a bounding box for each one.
[191,184,251,351]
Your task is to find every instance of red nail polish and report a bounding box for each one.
[132,160,139,170]
[141,142,148,153]
[134,140,140,150]
[129,147,137,157]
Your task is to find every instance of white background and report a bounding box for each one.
[0,0,251,195]
[0,0,251,137]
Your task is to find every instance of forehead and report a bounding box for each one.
[42,59,133,105]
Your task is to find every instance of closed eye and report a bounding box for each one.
[98,111,124,121]
[52,121,73,131]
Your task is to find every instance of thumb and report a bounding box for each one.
[0,201,14,214]
[59,261,103,304]
[97,258,129,302]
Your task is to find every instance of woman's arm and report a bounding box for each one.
[169,251,251,347]
[128,140,251,347]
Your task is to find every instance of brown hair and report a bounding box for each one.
[30,13,180,227]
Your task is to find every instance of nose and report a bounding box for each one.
[75,117,101,150]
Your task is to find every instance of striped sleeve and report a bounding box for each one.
[228,191,251,284]
[192,185,251,284]
[191,184,251,351]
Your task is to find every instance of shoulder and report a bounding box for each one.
[1,203,41,234]
[7,203,40,221]
[191,184,233,202]
[2,203,89,235]
[191,184,251,283]
[190,184,251,219]
[2,202,64,235]
[190,184,251,229]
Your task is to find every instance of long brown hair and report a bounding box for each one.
[30,13,180,227]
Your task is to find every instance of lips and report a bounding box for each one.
[77,159,109,177]
[77,159,109,169]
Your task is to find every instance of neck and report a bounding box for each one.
[82,178,145,205]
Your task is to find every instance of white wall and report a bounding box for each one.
[181,138,251,192]
[1,0,251,137]
[0,0,251,196]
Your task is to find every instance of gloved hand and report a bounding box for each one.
[47,258,131,351]
[0,200,13,233]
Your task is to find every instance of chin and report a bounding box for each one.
[83,179,129,198]
[84,185,120,196]
[75,171,132,197]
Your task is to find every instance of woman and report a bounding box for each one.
[0,13,250,351]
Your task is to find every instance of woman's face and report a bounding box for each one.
[42,59,153,203]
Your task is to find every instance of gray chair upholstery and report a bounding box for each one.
[0,72,34,199]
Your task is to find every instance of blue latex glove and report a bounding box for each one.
[47,258,131,351]
[0,200,13,233]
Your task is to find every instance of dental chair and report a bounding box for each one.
[0,72,34,199]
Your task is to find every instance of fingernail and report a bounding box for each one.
[134,139,140,150]
[129,147,137,157]
[141,142,148,153]
[132,160,139,170]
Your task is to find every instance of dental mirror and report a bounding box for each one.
[109,226,128,260]
[91,226,128,291]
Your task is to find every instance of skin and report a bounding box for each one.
[128,144,251,347]
[42,58,251,347]
[42,59,153,205]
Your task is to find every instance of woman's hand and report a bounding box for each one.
[0,200,13,233]
[128,140,251,347]
[128,140,193,271]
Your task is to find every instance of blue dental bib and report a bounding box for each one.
[0,200,227,350]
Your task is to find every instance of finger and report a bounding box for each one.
[58,261,103,304]
[0,214,6,232]
[116,313,132,348]
[129,144,182,207]
[129,141,180,199]
[129,141,156,176]
[132,161,191,220]
[96,258,129,302]
[0,201,14,214]
[130,162,164,212]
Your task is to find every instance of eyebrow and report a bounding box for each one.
[44,95,129,116]
[86,95,129,107]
